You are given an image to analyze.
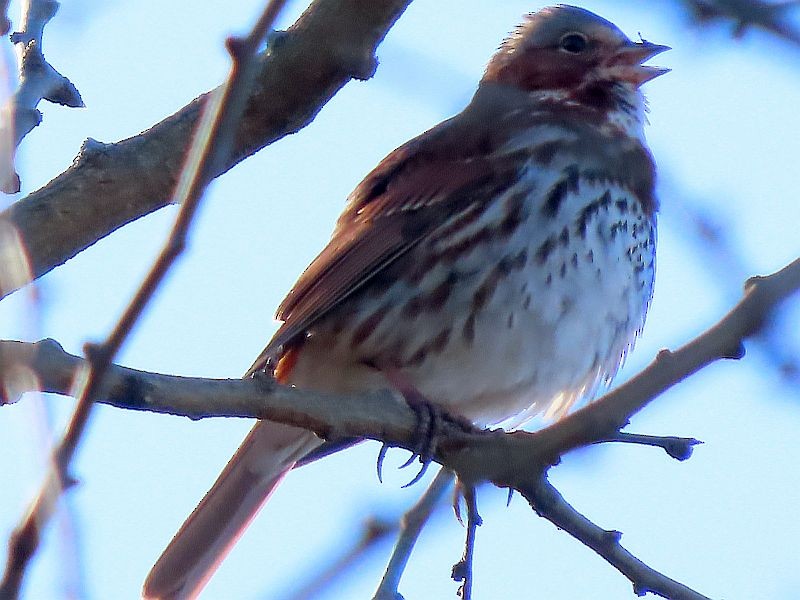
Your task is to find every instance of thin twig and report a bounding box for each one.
[373,468,454,600]
[1,0,83,193]
[451,482,481,600]
[597,432,702,461]
[0,2,288,596]
[282,517,397,600]
[523,477,712,600]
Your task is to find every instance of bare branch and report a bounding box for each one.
[0,0,411,301]
[0,1,290,596]
[450,482,481,600]
[373,468,454,600]
[1,0,83,193]
[2,257,799,598]
[4,259,799,457]
[0,337,415,432]
[281,516,397,600]
[522,478,712,600]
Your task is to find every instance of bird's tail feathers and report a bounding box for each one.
[142,421,321,599]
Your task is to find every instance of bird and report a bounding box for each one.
[143,5,668,598]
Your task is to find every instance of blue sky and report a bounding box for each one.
[2,1,800,598]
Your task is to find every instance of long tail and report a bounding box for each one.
[142,353,322,599]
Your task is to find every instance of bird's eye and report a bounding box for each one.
[559,32,588,54]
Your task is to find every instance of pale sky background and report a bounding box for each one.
[1,1,800,599]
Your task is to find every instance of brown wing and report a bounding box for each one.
[245,115,522,376]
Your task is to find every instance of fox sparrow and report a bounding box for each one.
[144,6,668,598]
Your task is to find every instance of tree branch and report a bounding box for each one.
[0,0,412,300]
[373,468,454,600]
[0,1,294,596]
[0,0,83,193]
[4,259,798,471]
[3,257,799,599]
[523,478,711,600]
[0,337,416,435]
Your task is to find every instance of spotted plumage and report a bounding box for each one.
[144,7,668,598]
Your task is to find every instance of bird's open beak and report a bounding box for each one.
[605,40,671,87]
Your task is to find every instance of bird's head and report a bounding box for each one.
[482,5,669,113]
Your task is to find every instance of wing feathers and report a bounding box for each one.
[247,113,524,375]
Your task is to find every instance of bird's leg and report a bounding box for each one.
[451,478,482,600]
[398,394,439,488]
[379,367,474,487]
[596,431,702,461]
